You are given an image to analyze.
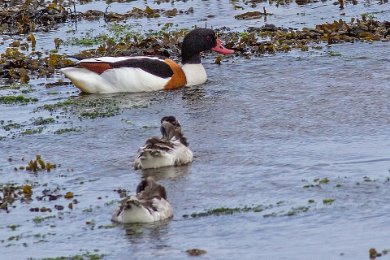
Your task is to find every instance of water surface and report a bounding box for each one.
[0,1,390,259]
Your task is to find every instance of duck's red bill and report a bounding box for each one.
[211,38,234,55]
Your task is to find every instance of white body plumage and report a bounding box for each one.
[112,196,173,223]
[61,57,170,93]
[134,139,193,170]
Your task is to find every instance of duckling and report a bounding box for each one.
[112,177,173,223]
[133,116,193,170]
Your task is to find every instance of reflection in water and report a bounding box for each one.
[124,219,171,243]
[76,91,164,110]
[140,165,191,181]
[182,86,207,103]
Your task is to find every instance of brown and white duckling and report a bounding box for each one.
[133,116,193,170]
[112,177,173,224]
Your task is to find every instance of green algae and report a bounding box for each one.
[97,223,117,229]
[32,215,56,224]
[189,205,264,218]
[39,99,76,112]
[2,122,22,131]
[304,177,331,188]
[323,198,335,205]
[66,31,107,47]
[35,251,104,260]
[284,206,310,216]
[186,201,319,219]
[7,224,21,231]
[38,98,121,119]
[0,84,33,93]
[0,95,38,105]
[65,24,142,47]
[318,177,330,184]
[21,127,43,135]
[54,128,81,135]
[32,117,56,126]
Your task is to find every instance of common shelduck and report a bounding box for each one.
[133,116,193,170]
[61,28,234,93]
[112,177,173,223]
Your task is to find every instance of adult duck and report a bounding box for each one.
[61,28,234,93]
[112,177,173,223]
[133,116,193,170]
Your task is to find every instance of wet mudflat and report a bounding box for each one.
[0,1,390,259]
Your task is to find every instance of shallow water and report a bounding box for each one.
[1,1,390,259]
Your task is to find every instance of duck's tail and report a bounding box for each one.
[61,67,119,94]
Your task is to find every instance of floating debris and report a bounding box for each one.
[235,11,264,20]
[22,184,32,198]
[303,177,331,188]
[36,187,62,201]
[0,183,34,212]
[25,155,57,172]
[323,198,335,205]
[186,248,207,256]
[54,204,64,211]
[64,192,74,199]
[370,248,380,259]
[235,7,272,20]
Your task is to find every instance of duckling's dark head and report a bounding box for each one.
[160,116,182,140]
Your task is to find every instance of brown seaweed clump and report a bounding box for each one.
[0,2,193,34]
[25,154,57,172]
[0,183,33,212]
[220,18,390,55]
[68,28,189,60]
[0,1,71,35]
[0,17,388,84]
[0,46,74,84]
[186,249,207,256]
[84,6,193,22]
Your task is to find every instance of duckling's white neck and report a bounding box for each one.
[182,64,207,86]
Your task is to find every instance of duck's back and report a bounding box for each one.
[134,140,193,170]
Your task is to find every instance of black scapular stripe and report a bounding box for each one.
[111,58,174,78]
